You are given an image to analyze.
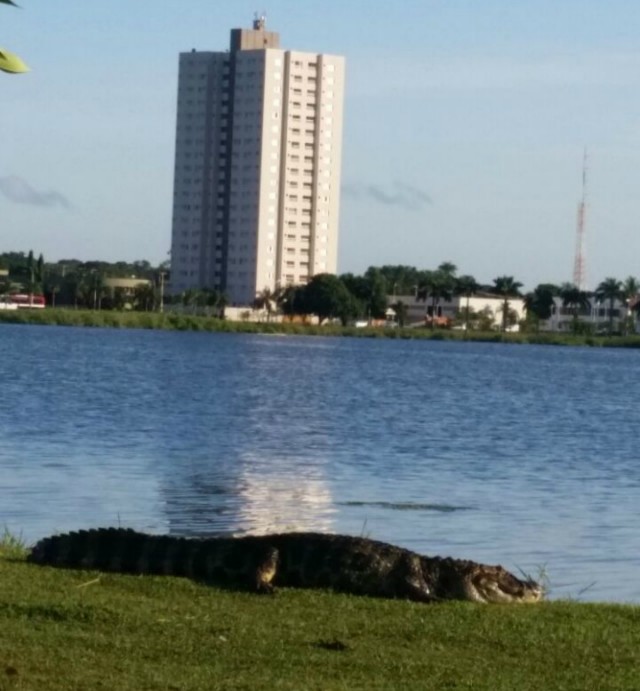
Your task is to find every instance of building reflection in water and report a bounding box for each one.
[161,451,335,537]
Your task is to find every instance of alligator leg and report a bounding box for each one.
[394,553,439,603]
[254,546,279,594]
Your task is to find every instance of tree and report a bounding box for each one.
[621,276,639,302]
[44,275,61,307]
[202,288,224,317]
[181,288,199,313]
[299,273,357,325]
[216,292,228,319]
[341,268,388,322]
[1,0,29,74]
[277,285,305,318]
[417,263,457,328]
[24,249,39,305]
[621,276,640,334]
[454,274,479,333]
[523,283,558,332]
[253,287,277,321]
[133,283,157,312]
[109,287,128,311]
[437,261,457,277]
[594,277,623,334]
[559,283,591,333]
[491,276,523,332]
[362,267,389,319]
[376,265,422,297]
[91,271,107,310]
[389,300,408,327]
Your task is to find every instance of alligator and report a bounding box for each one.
[27,528,543,604]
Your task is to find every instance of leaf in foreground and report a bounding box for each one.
[0,47,29,73]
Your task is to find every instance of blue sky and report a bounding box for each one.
[2,0,640,289]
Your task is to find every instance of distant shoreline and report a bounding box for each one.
[2,307,640,348]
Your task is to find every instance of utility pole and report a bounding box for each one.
[158,271,166,313]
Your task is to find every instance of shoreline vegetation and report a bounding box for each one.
[2,307,640,348]
[1,538,639,690]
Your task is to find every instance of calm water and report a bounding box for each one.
[1,323,639,603]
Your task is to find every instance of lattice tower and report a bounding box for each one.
[572,149,588,290]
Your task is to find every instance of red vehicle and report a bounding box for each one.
[10,294,46,309]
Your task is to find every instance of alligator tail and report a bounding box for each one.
[28,528,279,592]
[28,528,201,577]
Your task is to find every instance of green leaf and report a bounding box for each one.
[0,0,20,6]
[0,47,29,73]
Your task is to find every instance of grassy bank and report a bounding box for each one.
[1,542,639,690]
[2,307,640,348]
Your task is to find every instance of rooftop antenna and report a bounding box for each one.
[572,147,588,291]
[253,11,267,30]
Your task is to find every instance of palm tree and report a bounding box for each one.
[1,0,29,74]
[559,283,591,333]
[68,271,86,309]
[389,300,408,327]
[24,250,39,306]
[253,287,277,321]
[417,264,456,328]
[622,276,639,300]
[91,271,107,310]
[523,284,558,332]
[45,275,62,308]
[595,277,623,335]
[621,276,639,334]
[200,288,221,317]
[133,283,157,312]
[454,274,479,333]
[181,288,199,313]
[491,276,523,332]
[216,291,228,319]
[437,261,457,278]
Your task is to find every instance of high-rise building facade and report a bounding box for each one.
[170,17,345,306]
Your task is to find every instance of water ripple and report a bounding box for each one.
[337,501,473,512]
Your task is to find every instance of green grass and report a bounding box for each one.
[0,528,27,561]
[2,307,640,349]
[1,543,639,690]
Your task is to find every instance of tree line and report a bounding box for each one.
[523,277,640,334]
[0,253,166,311]
[1,251,638,333]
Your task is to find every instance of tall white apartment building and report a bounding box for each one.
[170,17,345,306]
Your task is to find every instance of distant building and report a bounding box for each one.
[170,16,345,306]
[103,277,151,296]
[540,296,637,333]
[103,277,152,310]
[388,293,526,332]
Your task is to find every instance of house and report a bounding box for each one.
[387,293,526,331]
[539,296,637,333]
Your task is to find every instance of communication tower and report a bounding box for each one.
[572,149,588,290]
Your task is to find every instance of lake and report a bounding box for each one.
[1,323,639,603]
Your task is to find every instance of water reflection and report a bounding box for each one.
[160,453,335,537]
[154,334,340,536]
[233,455,335,534]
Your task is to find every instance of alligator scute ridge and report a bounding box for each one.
[27,528,543,604]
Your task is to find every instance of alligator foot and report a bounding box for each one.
[254,545,279,594]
